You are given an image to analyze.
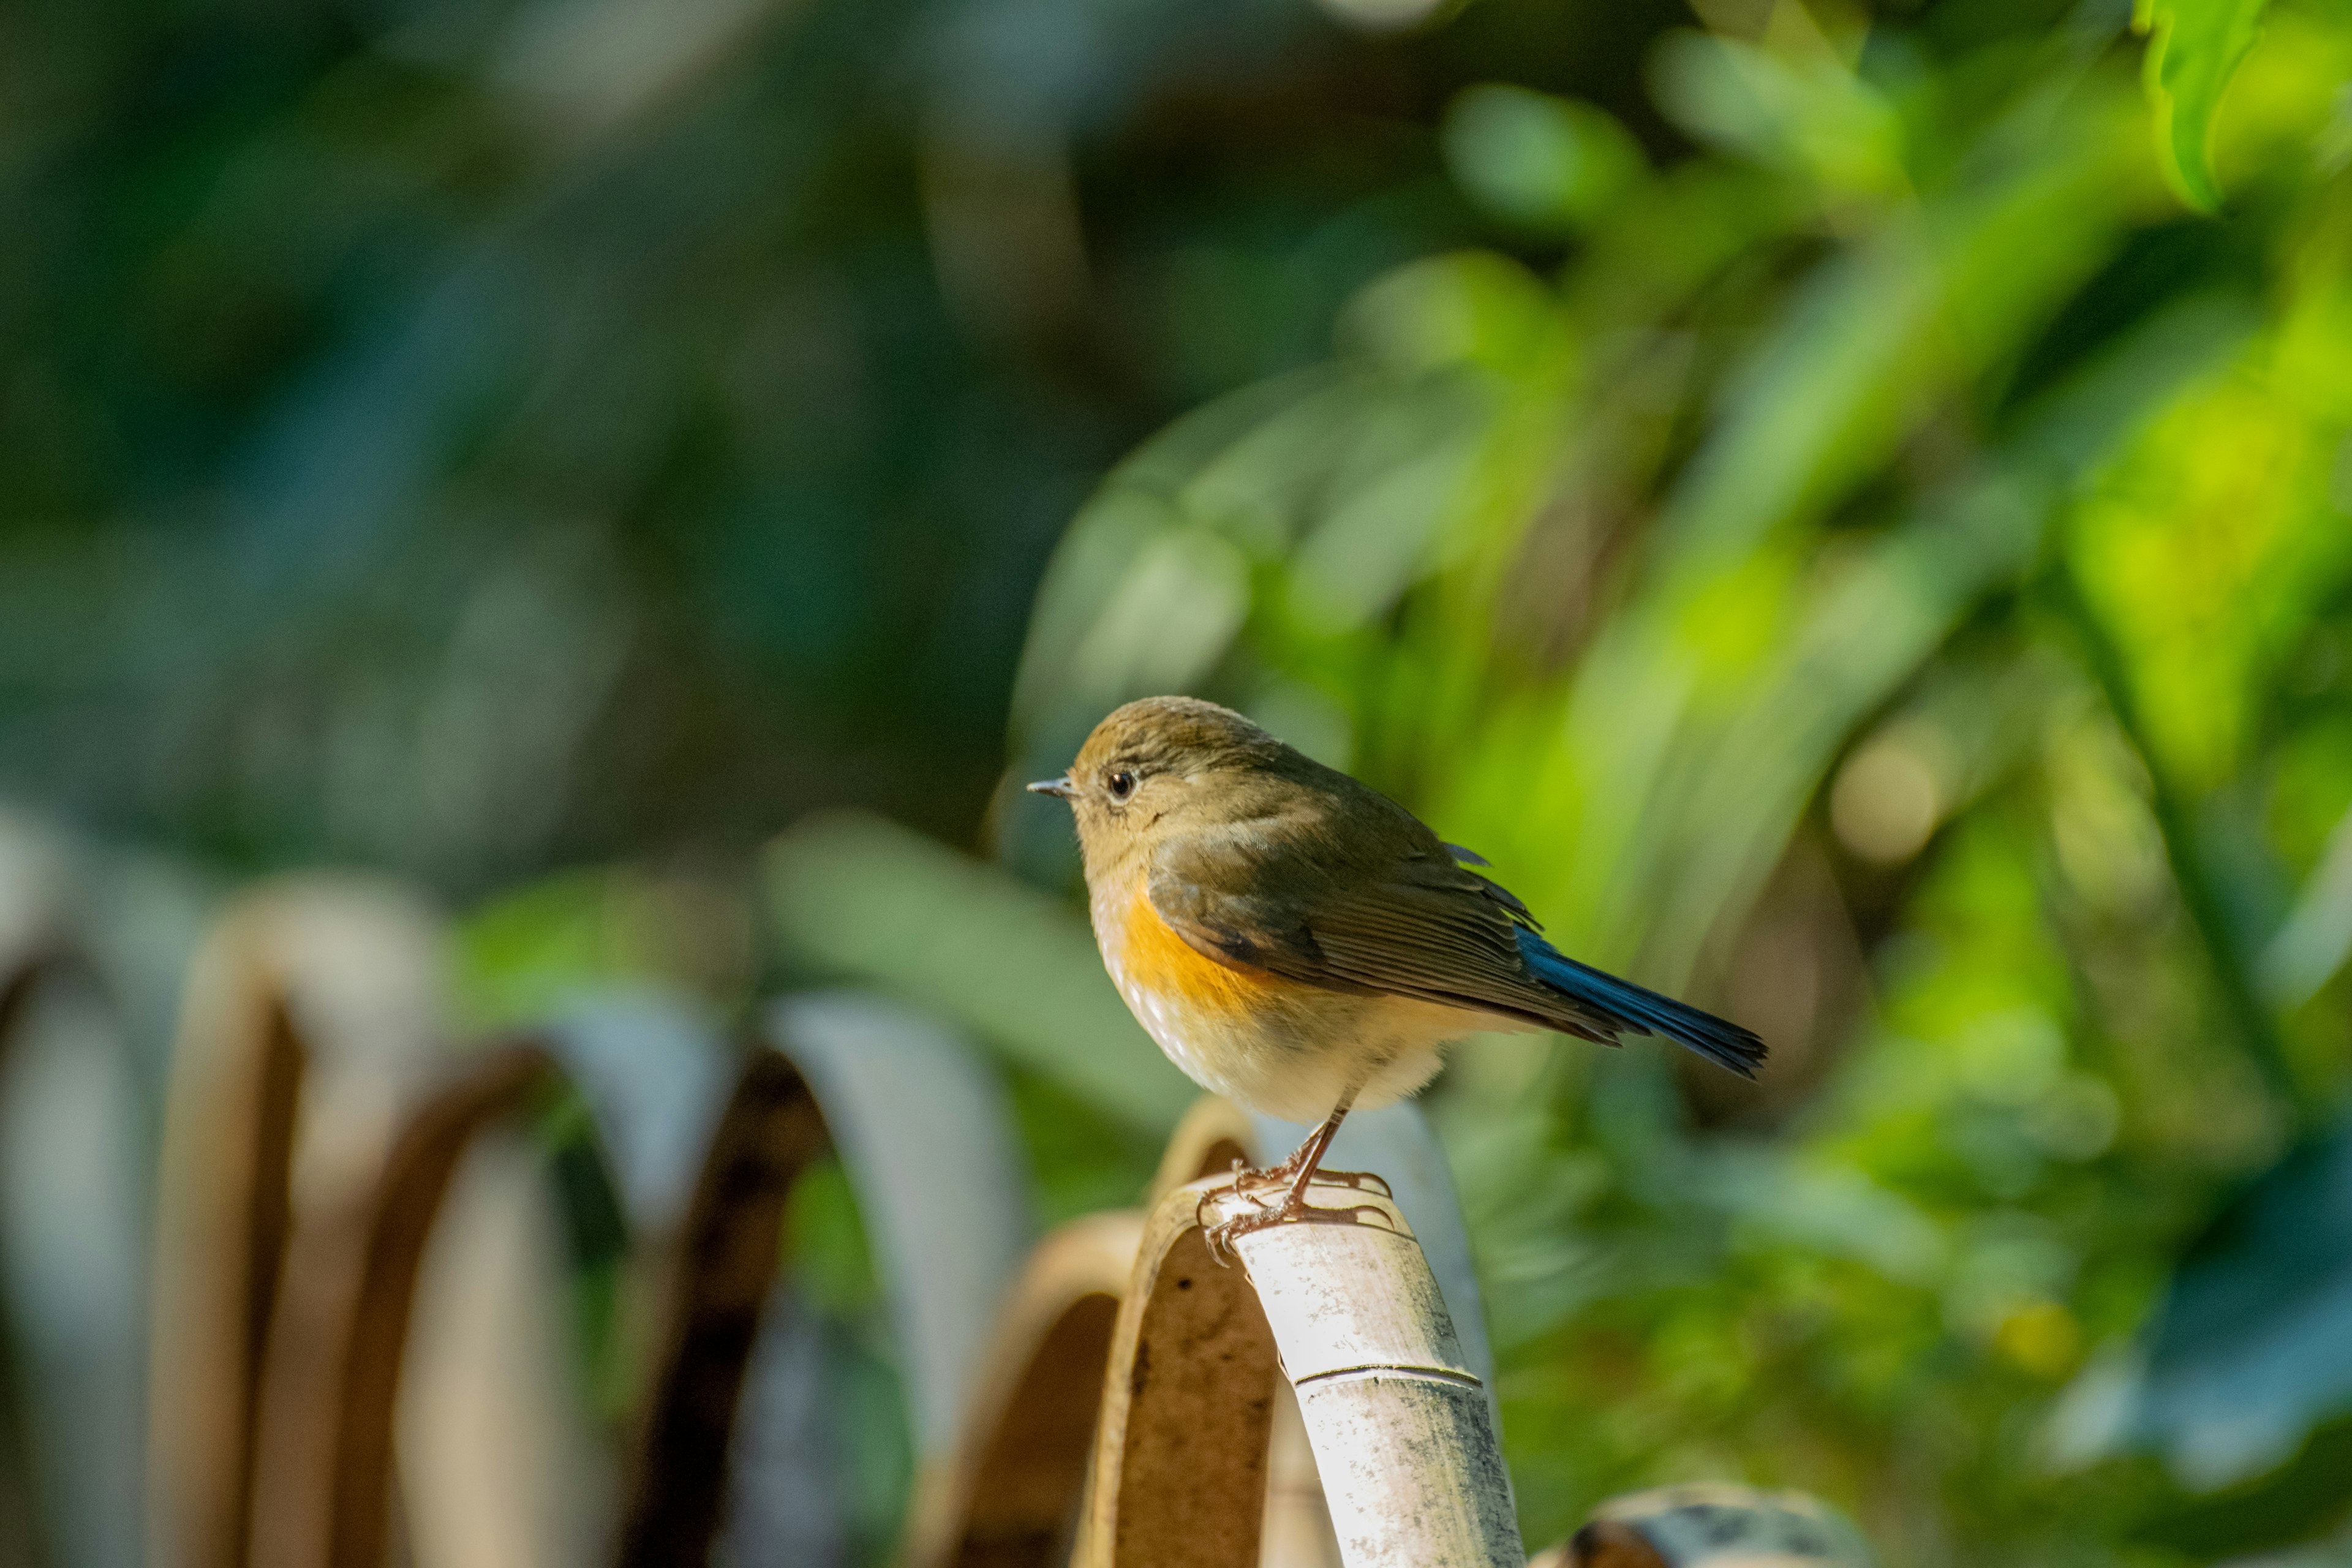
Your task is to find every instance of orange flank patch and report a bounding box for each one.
[1117,886,1306,1017]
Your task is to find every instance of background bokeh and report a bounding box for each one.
[6,0,2352,1562]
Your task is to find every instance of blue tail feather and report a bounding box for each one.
[1517,931,1765,1080]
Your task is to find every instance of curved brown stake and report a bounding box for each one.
[155,884,450,1568]
[615,1047,829,1568]
[1076,1182,1281,1568]
[900,1210,1144,1568]
[149,921,313,1568]
[1157,1101,1391,1266]
[245,1042,556,1568]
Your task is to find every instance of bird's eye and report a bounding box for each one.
[1106,770,1136,801]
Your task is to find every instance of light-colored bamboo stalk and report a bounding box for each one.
[1260,1382,1344,1568]
[1076,1174,1520,1568]
[1209,1180,1521,1568]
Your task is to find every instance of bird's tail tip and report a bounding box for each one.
[1638,1000,1766,1079]
[1518,934,1766,1080]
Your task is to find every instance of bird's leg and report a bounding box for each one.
[1200,1093,1397,1261]
[1200,1102,1352,1241]
[1274,1104,1348,1205]
[1218,1092,1390,1194]
[1224,1112,1336,1191]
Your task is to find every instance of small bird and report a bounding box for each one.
[1030,696,1763,1246]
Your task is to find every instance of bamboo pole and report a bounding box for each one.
[1077,1175,1519,1568]
[1208,1181,1520,1568]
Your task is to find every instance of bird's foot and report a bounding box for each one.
[1196,1161,1260,1236]
[1198,1172,1399,1265]
[1215,1155,1392,1199]
[1194,1158,1392,1248]
[1300,1166,1393,1199]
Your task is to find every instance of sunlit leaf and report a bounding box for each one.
[2136,0,2269,211]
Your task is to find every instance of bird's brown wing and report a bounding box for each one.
[1307,876,1623,1044]
[1146,813,1623,1044]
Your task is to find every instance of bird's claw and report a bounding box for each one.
[1210,1157,1392,1200]
[1305,1166,1393,1199]
[1197,1177,1400,1265]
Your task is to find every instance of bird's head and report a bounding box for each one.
[1027,695,1291,875]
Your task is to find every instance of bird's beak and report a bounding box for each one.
[1026,776,1076,799]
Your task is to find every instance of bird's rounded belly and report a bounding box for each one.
[1093,884,1461,1123]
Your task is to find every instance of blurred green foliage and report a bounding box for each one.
[0,0,1672,889]
[12,0,2352,1561]
[2138,0,2272,210]
[973,0,2352,1558]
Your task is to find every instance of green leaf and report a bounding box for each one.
[2137,0,2269,211]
